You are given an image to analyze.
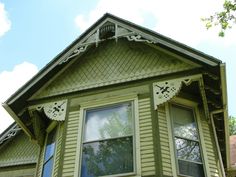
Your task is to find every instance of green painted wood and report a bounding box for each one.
[53,123,63,177]
[138,97,156,176]
[0,132,39,168]
[157,105,173,176]
[149,84,162,177]
[35,148,44,177]
[0,164,36,177]
[199,109,222,177]
[61,110,80,177]
[32,39,196,99]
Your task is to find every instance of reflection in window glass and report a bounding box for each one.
[44,131,56,162]
[84,103,133,142]
[171,105,205,177]
[178,160,205,177]
[172,105,198,140]
[81,102,134,177]
[42,158,54,177]
[175,138,201,162]
[42,128,56,177]
[81,137,133,177]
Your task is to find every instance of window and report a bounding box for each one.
[170,104,205,177]
[81,102,134,177]
[42,128,57,177]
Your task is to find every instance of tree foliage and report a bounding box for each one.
[229,116,236,135]
[202,0,236,37]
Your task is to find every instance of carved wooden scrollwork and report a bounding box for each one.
[35,100,67,121]
[126,35,155,44]
[58,20,157,64]
[153,77,195,109]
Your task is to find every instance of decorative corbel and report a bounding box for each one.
[34,100,68,121]
[153,75,201,109]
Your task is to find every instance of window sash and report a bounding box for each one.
[83,102,133,143]
[174,136,202,163]
[170,103,205,177]
[81,101,135,177]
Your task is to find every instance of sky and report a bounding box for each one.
[0,0,235,133]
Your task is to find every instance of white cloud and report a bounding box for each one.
[0,2,11,37]
[74,0,236,47]
[0,62,38,133]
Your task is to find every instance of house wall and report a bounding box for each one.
[34,81,224,177]
[31,40,223,177]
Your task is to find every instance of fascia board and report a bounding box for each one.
[220,63,230,169]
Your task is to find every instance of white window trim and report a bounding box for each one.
[167,97,211,177]
[74,94,141,177]
[40,122,59,177]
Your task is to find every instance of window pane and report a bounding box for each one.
[42,158,54,177]
[175,137,202,162]
[81,136,133,177]
[84,103,132,142]
[172,105,198,140]
[178,160,205,177]
[44,129,56,162]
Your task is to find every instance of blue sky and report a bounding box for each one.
[0,0,235,133]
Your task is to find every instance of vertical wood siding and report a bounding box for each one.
[201,117,221,177]
[53,124,63,177]
[138,98,156,176]
[62,110,80,177]
[158,105,173,176]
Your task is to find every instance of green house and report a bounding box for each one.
[1,13,230,177]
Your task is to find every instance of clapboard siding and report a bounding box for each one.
[138,98,156,176]
[36,148,44,177]
[53,124,63,177]
[158,105,173,176]
[199,109,221,177]
[62,110,80,177]
[201,120,221,177]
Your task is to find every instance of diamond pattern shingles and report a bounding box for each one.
[0,132,39,167]
[34,39,196,99]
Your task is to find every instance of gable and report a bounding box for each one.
[32,39,197,99]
